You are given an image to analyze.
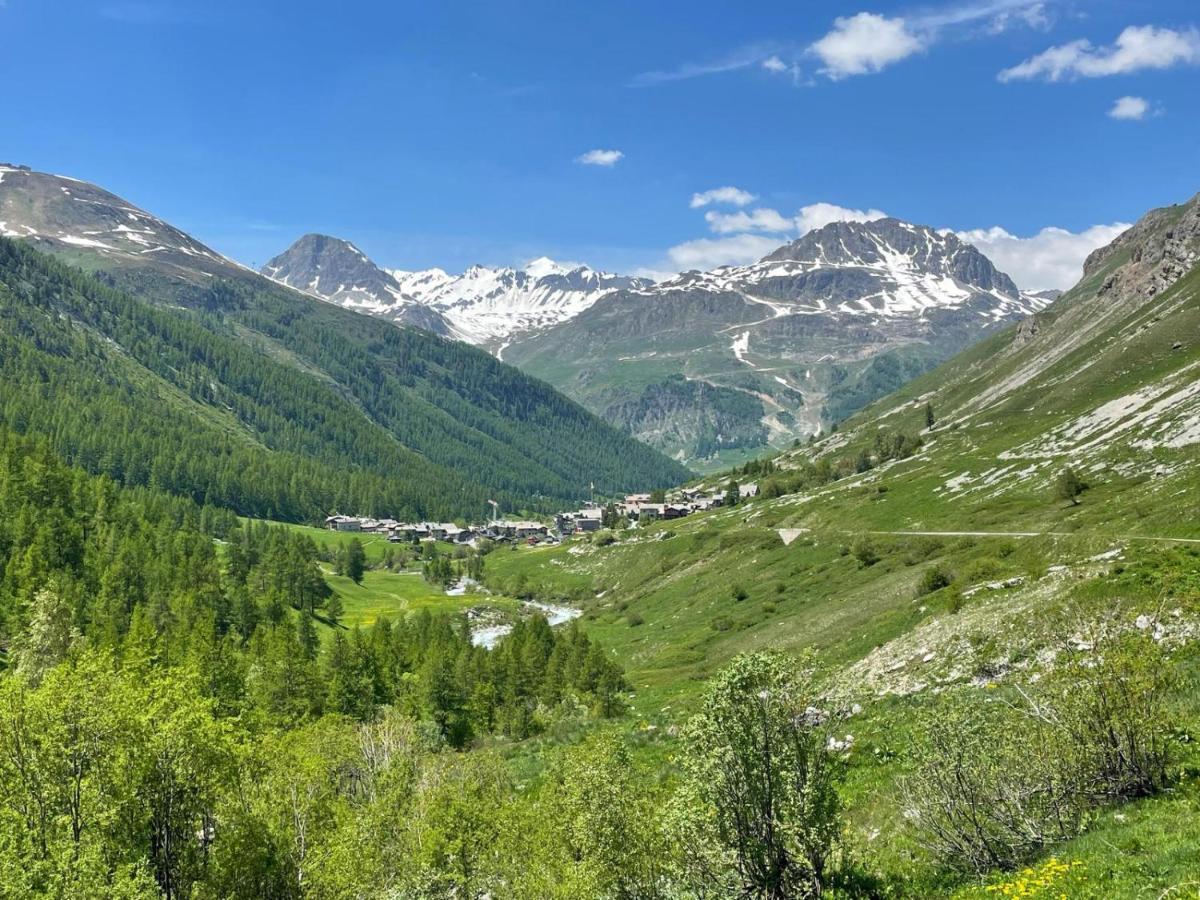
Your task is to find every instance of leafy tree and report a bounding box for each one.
[1056,467,1087,506]
[925,402,936,429]
[667,652,844,898]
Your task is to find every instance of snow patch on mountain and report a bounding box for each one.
[386,260,652,346]
[646,218,1049,322]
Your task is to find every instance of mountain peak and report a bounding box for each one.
[276,245,650,351]
[759,216,1021,299]
[261,234,451,335]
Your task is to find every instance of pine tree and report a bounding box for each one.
[346,539,366,584]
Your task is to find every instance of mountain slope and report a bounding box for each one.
[260,233,451,334]
[262,232,649,352]
[504,218,1049,467]
[388,257,652,352]
[788,190,1200,534]
[0,166,689,519]
[473,189,1200,894]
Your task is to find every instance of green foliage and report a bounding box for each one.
[0,237,687,523]
[905,628,1175,874]
[853,537,880,568]
[666,651,844,898]
[917,564,955,596]
[1056,467,1087,506]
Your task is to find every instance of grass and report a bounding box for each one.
[318,567,518,638]
[258,212,1200,893]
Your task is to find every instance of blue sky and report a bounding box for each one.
[1,0,1197,288]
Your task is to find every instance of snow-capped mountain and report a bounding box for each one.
[261,234,451,335]
[502,218,1052,466]
[387,258,651,352]
[261,234,649,351]
[652,218,1046,322]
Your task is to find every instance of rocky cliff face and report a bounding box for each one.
[603,375,769,459]
[1086,194,1200,304]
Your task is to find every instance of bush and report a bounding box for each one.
[626,612,645,627]
[593,531,616,547]
[666,652,844,897]
[944,588,964,615]
[711,616,734,632]
[916,565,954,596]
[731,584,749,603]
[904,627,1173,874]
[852,538,879,568]
[960,556,1004,584]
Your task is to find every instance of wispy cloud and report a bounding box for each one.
[1108,95,1151,120]
[999,25,1200,81]
[690,186,757,209]
[576,149,624,167]
[630,43,784,87]
[910,0,1050,31]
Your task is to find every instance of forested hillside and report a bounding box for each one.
[0,237,687,521]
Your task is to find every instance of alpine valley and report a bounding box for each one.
[0,163,688,520]
[263,219,1051,469]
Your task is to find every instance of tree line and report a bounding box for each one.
[0,237,686,524]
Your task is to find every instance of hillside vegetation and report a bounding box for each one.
[0,237,687,521]
[473,192,1200,893]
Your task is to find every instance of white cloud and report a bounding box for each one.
[575,149,624,167]
[690,186,757,209]
[704,202,888,236]
[704,208,795,234]
[630,43,781,86]
[762,55,789,73]
[955,222,1130,291]
[1109,95,1150,120]
[999,25,1200,81]
[795,201,889,235]
[666,234,785,271]
[913,0,1048,32]
[659,201,890,273]
[809,13,925,79]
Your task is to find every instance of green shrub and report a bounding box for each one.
[916,565,954,596]
[626,612,644,627]
[852,538,879,568]
[905,628,1173,874]
[960,556,1004,584]
[731,584,749,603]
[711,616,734,632]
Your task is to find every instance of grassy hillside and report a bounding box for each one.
[473,193,1200,893]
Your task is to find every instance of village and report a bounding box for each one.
[323,482,760,545]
